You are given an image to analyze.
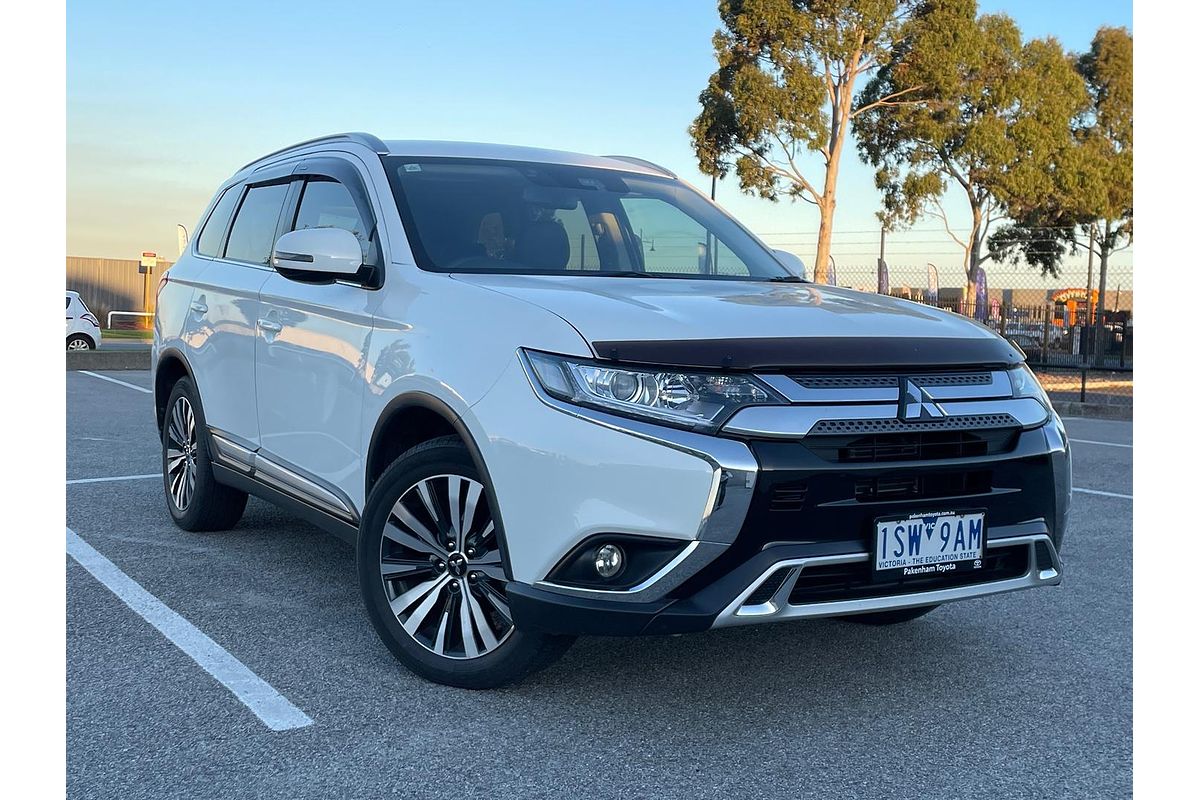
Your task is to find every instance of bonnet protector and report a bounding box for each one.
[590,336,1024,372]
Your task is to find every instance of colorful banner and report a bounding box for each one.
[974,267,988,321]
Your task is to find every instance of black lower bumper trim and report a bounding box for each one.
[506,583,682,636]
[507,540,865,636]
[508,523,1055,637]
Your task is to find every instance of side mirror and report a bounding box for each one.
[772,249,808,282]
[272,228,363,277]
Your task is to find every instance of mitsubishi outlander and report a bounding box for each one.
[153,133,1070,688]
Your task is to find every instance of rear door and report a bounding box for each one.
[254,157,385,517]
[184,176,290,451]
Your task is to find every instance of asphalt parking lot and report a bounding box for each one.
[66,370,1132,800]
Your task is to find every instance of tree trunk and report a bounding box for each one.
[812,152,841,285]
[813,78,850,285]
[964,205,984,316]
[813,202,834,284]
[966,243,984,318]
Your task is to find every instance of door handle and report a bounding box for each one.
[258,319,283,333]
[190,301,208,314]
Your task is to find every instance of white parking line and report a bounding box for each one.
[66,528,314,732]
[1073,487,1133,500]
[79,370,152,394]
[1071,439,1133,449]
[67,474,159,485]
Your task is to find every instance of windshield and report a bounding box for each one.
[382,157,795,281]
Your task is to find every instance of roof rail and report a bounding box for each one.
[239,132,389,172]
[600,155,676,178]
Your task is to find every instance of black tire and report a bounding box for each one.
[66,334,94,351]
[358,436,573,689]
[161,377,248,531]
[842,605,940,626]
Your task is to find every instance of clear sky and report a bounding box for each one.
[67,0,1132,288]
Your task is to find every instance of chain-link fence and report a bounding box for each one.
[822,262,1133,408]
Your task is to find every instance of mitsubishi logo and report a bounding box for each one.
[899,379,945,422]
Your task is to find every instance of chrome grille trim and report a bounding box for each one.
[759,370,1013,404]
[722,398,1049,439]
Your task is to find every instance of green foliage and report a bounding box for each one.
[690,1,921,281]
[853,0,1089,277]
[693,0,910,194]
[988,26,1133,276]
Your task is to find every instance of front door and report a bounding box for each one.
[254,170,383,518]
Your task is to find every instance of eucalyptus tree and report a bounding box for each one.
[989,26,1132,312]
[854,0,1089,300]
[690,0,926,283]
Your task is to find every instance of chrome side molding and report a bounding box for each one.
[208,429,359,523]
[209,432,255,473]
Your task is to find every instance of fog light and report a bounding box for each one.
[594,543,624,578]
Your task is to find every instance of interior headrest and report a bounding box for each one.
[516,220,571,269]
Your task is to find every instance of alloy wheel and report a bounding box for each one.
[165,396,198,511]
[67,338,91,350]
[379,474,513,659]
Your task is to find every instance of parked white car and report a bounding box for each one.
[66,291,102,350]
[153,133,1070,688]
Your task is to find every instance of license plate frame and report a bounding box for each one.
[873,509,987,582]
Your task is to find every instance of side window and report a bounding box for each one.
[66,296,72,310]
[224,183,289,265]
[620,197,750,276]
[196,186,241,257]
[293,179,378,266]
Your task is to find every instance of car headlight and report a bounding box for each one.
[524,350,782,431]
[1009,364,1051,408]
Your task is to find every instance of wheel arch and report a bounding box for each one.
[365,392,514,579]
[154,348,197,432]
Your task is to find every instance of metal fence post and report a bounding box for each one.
[1042,303,1052,365]
[1080,368,1087,403]
[999,303,1007,338]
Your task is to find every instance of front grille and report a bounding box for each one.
[1034,541,1056,572]
[808,414,1020,435]
[787,545,1028,605]
[745,568,790,605]
[853,470,992,502]
[792,375,898,389]
[804,428,1019,463]
[789,372,991,389]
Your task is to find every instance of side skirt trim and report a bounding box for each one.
[212,464,359,546]
[208,428,360,529]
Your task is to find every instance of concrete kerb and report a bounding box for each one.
[67,350,151,371]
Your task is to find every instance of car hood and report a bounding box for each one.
[452,273,1019,369]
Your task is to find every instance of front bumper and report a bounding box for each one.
[473,355,1070,636]
[508,525,1063,635]
[505,418,1070,637]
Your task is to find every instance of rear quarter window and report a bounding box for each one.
[196,186,241,257]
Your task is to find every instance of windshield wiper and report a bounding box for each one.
[768,275,808,283]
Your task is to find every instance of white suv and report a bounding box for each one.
[153,133,1071,688]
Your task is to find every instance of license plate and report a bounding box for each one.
[874,511,986,578]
